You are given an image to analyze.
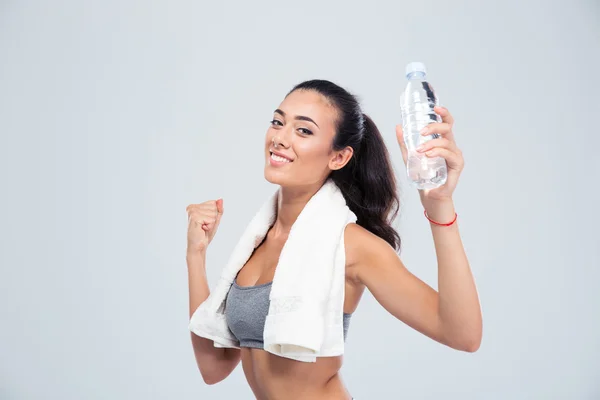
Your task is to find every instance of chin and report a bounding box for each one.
[264,153,294,185]
[264,166,287,185]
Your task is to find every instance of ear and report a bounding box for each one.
[329,146,354,171]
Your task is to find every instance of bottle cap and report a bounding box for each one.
[406,62,427,78]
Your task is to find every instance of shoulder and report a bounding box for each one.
[344,222,397,282]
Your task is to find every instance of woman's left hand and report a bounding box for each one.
[396,106,464,204]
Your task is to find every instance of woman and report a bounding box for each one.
[185,80,482,399]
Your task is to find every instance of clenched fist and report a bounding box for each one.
[186,199,223,253]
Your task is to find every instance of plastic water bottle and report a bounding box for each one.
[400,62,447,190]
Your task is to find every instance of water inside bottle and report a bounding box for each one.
[401,74,448,190]
[407,151,447,190]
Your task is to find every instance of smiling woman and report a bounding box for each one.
[185,79,481,400]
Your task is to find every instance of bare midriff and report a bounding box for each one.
[240,347,351,400]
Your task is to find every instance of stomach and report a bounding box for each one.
[240,347,352,400]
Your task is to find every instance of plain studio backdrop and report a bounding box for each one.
[1,0,599,399]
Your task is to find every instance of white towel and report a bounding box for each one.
[188,178,357,362]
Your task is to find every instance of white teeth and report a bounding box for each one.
[271,153,291,163]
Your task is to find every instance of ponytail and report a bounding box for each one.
[330,113,401,251]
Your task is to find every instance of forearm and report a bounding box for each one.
[425,199,482,351]
[187,251,210,318]
[187,251,222,360]
[187,250,239,383]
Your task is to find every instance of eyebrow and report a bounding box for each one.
[274,109,319,128]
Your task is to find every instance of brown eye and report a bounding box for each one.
[298,128,313,135]
[270,119,283,126]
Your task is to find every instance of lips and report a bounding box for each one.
[270,150,294,162]
[270,153,291,163]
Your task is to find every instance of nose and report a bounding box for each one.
[273,130,291,149]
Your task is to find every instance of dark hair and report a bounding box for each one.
[287,80,401,251]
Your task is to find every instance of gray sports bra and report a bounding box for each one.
[225,280,352,349]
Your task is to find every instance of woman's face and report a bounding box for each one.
[264,89,352,188]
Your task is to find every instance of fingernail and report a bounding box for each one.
[416,145,426,152]
[420,127,429,135]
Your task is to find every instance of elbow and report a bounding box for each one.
[200,368,225,385]
[198,362,228,385]
[448,334,481,353]
[445,324,482,353]
[460,335,481,353]
[455,328,482,353]
[202,375,222,386]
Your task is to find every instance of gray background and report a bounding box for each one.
[1,0,599,399]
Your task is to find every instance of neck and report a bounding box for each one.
[271,181,323,236]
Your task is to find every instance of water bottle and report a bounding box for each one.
[400,62,447,190]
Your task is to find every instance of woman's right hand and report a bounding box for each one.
[186,199,224,253]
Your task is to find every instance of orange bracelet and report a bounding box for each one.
[424,210,458,226]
